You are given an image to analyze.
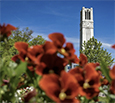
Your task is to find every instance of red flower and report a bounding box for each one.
[64,42,79,63]
[42,41,57,54]
[79,54,88,67]
[109,65,115,79]
[0,23,16,37]
[14,42,28,62]
[13,42,42,63]
[11,54,19,62]
[35,54,67,75]
[24,89,37,102]
[48,32,66,49]
[48,33,79,64]
[27,45,44,62]
[109,65,115,94]
[39,71,80,103]
[69,63,101,99]
[111,44,115,49]
[101,78,109,86]
[12,42,40,72]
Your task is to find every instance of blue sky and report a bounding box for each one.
[1,0,115,62]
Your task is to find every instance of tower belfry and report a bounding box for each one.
[80,7,94,50]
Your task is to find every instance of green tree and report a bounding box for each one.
[80,37,114,66]
[0,27,45,65]
[29,35,45,46]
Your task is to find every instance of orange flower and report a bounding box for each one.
[101,78,109,86]
[12,42,39,72]
[110,80,115,94]
[111,44,115,49]
[39,71,80,103]
[48,32,67,56]
[0,23,16,38]
[14,42,28,62]
[109,65,115,94]
[109,65,115,79]
[69,63,101,99]
[11,54,20,63]
[12,42,43,63]
[48,33,79,64]
[42,41,57,54]
[24,89,37,102]
[35,54,67,75]
[48,32,65,49]
[27,45,44,62]
[64,42,79,63]
[79,54,88,67]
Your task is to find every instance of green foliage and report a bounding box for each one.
[29,35,46,46]
[0,27,45,66]
[0,59,27,101]
[100,59,112,82]
[80,37,114,66]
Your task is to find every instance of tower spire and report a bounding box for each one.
[80,7,94,50]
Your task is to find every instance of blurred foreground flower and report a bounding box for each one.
[39,71,80,103]
[109,65,115,94]
[69,63,101,99]
[111,44,115,49]
[0,23,16,41]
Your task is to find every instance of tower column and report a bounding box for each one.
[80,7,94,50]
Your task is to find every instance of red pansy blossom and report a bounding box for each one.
[48,32,66,49]
[12,42,42,63]
[109,65,115,79]
[39,71,80,103]
[101,78,109,86]
[12,42,38,72]
[64,42,79,63]
[109,65,115,94]
[69,63,101,99]
[35,54,67,75]
[24,89,37,102]
[11,55,19,63]
[13,42,29,62]
[110,80,115,94]
[48,33,79,64]
[0,23,16,37]
[79,53,88,67]
[111,44,115,49]
[48,32,68,56]
[42,41,57,54]
[27,45,44,62]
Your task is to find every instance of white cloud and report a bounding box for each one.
[32,32,49,40]
[102,42,112,49]
[96,37,113,49]
[65,36,79,44]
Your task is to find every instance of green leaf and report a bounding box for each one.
[15,61,27,76]
[10,61,27,88]
[100,59,112,83]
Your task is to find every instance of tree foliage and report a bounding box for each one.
[0,27,45,65]
[80,37,114,66]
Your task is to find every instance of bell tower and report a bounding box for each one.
[80,7,94,50]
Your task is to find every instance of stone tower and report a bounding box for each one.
[80,7,94,50]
